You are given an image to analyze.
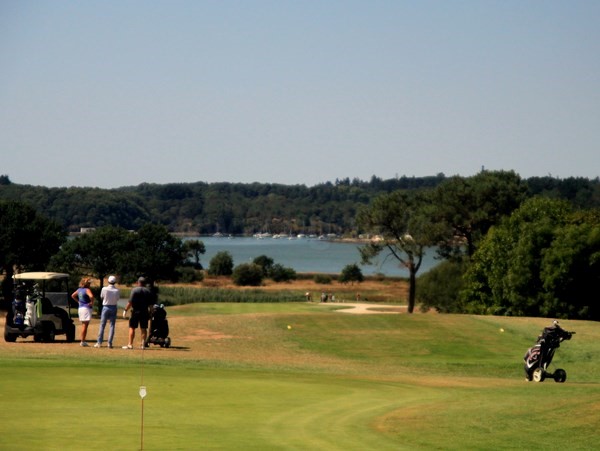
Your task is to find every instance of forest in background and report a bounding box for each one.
[0,173,599,236]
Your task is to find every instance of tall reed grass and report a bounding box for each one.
[155,286,306,305]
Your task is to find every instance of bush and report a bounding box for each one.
[253,255,274,276]
[176,266,204,283]
[313,274,332,284]
[339,264,364,284]
[232,263,264,286]
[269,263,296,282]
[208,251,234,276]
[417,259,467,313]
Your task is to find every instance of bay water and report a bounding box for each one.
[190,236,440,277]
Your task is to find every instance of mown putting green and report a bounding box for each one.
[1,303,599,450]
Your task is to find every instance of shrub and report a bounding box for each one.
[417,259,467,313]
[253,255,274,276]
[232,263,264,286]
[339,263,364,284]
[208,251,234,276]
[313,274,332,284]
[269,263,297,282]
[176,266,204,283]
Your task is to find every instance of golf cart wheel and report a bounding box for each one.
[43,323,56,343]
[553,369,567,383]
[532,368,545,382]
[4,329,17,342]
[65,324,76,342]
[34,333,44,343]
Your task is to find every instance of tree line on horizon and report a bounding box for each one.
[0,173,598,236]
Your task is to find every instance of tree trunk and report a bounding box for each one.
[407,265,416,314]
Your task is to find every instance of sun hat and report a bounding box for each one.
[108,275,117,284]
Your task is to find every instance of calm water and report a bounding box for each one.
[190,236,440,277]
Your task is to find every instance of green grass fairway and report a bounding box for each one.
[1,303,599,450]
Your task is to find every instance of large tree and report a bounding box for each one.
[122,223,186,283]
[50,224,186,287]
[357,190,442,313]
[0,201,66,305]
[461,197,600,319]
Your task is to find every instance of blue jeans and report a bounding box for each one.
[97,305,117,345]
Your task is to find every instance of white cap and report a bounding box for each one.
[108,275,117,284]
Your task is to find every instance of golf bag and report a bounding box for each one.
[11,284,29,327]
[11,298,26,327]
[145,304,171,348]
[523,321,574,383]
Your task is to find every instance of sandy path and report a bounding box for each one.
[327,302,406,314]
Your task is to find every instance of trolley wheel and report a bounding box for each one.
[553,369,567,383]
[164,337,171,348]
[532,368,545,382]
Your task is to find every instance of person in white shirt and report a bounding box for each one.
[94,275,120,348]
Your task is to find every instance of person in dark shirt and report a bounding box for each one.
[122,277,154,349]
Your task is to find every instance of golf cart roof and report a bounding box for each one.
[13,272,70,281]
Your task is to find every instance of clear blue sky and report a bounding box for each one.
[1,1,599,188]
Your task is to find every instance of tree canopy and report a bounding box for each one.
[460,197,600,320]
[0,201,66,305]
[49,224,186,286]
[431,170,527,258]
[183,239,206,269]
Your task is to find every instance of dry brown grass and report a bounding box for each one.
[162,275,410,304]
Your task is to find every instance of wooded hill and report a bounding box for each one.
[0,173,598,235]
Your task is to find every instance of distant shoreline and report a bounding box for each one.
[170,233,371,244]
[69,230,376,246]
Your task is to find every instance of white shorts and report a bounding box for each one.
[78,307,92,322]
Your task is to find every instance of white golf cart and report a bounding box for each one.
[4,272,76,343]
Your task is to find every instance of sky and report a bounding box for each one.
[1,1,599,189]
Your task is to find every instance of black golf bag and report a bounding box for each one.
[145,304,171,348]
[523,322,574,382]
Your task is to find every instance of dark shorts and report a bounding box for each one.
[129,310,149,329]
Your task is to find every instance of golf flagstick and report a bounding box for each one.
[139,344,146,450]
